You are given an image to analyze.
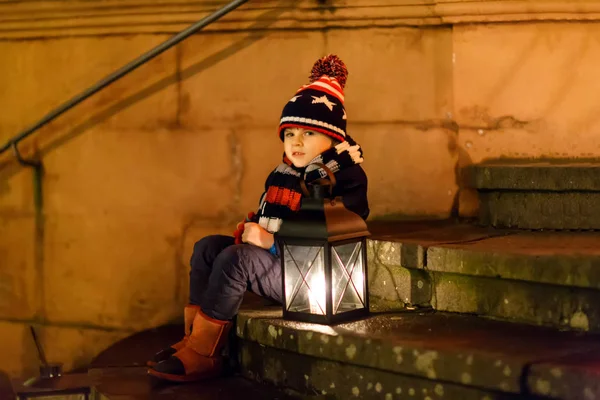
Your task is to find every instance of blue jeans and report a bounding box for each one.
[189,235,282,321]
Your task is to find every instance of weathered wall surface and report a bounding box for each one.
[1,0,600,378]
[454,22,600,214]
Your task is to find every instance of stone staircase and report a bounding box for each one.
[235,219,600,400]
[17,162,600,400]
[234,163,600,399]
[237,309,600,400]
[26,219,600,400]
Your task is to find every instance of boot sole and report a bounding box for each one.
[147,367,221,382]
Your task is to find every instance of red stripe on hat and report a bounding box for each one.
[313,77,344,98]
[297,85,344,104]
[319,76,342,91]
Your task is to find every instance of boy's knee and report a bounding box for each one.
[215,244,245,264]
[190,235,229,268]
[213,244,250,276]
[192,236,214,255]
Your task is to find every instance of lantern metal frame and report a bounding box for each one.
[276,164,370,325]
[278,236,369,325]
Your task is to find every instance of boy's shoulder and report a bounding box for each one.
[336,164,367,183]
[332,165,368,196]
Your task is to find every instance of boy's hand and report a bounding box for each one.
[242,222,274,249]
[233,212,256,244]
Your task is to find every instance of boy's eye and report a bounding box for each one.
[304,131,315,136]
[285,131,294,138]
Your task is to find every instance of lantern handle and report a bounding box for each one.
[299,179,310,197]
[299,163,336,197]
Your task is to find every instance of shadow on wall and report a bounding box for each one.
[0,2,288,184]
[0,370,14,399]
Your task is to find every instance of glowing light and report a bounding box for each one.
[308,261,326,315]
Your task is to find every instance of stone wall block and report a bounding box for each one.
[368,240,431,310]
[0,166,35,215]
[0,36,178,139]
[327,28,454,121]
[351,125,458,219]
[0,216,37,320]
[43,128,235,217]
[235,128,283,215]
[179,32,325,129]
[400,243,426,269]
[178,222,233,307]
[455,24,600,158]
[43,213,185,330]
[0,321,39,379]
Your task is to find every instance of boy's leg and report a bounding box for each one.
[150,244,282,381]
[200,244,282,321]
[148,235,234,367]
[189,235,235,305]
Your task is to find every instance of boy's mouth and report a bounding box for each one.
[292,152,305,156]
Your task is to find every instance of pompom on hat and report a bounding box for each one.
[279,54,349,142]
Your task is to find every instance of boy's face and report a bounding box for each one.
[283,127,333,168]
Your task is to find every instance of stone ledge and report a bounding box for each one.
[368,221,600,331]
[242,341,513,400]
[3,0,600,39]
[479,191,600,230]
[237,308,600,396]
[370,221,600,290]
[464,162,600,191]
[463,161,600,229]
[431,271,600,332]
[426,237,600,290]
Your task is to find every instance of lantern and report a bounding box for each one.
[276,167,370,324]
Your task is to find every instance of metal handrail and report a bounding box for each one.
[0,0,249,157]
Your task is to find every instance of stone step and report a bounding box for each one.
[81,322,306,400]
[367,221,600,332]
[237,308,600,400]
[463,161,600,229]
[91,366,301,400]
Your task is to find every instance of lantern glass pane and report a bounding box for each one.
[283,244,326,315]
[332,241,365,314]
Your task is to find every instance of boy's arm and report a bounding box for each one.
[234,180,268,244]
[333,165,370,220]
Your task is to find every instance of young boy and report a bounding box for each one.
[148,55,369,382]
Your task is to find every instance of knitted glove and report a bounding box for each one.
[234,212,256,244]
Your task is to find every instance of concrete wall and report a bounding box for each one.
[1,0,600,378]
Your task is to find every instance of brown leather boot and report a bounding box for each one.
[148,310,232,382]
[147,304,201,367]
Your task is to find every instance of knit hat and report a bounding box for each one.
[278,54,348,143]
